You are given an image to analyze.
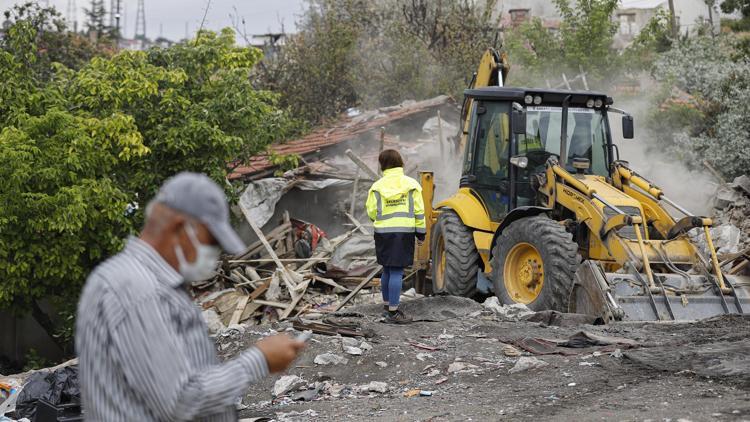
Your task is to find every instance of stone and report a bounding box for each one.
[314,353,349,366]
[482,297,534,320]
[714,186,741,210]
[375,361,388,368]
[273,375,305,397]
[359,341,373,351]
[447,361,479,374]
[202,309,225,335]
[363,381,388,393]
[509,357,549,374]
[341,337,360,348]
[343,346,363,356]
[732,175,750,196]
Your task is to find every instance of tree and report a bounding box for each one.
[721,0,750,16]
[83,0,108,42]
[0,7,298,358]
[503,0,621,87]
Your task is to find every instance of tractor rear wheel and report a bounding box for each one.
[490,216,578,311]
[431,210,480,297]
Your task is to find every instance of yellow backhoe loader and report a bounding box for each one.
[413,49,749,321]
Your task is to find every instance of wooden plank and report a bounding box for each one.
[345,212,370,235]
[283,211,294,253]
[253,299,290,309]
[229,294,250,326]
[333,266,381,312]
[349,170,360,217]
[345,148,379,180]
[281,280,310,319]
[238,201,298,289]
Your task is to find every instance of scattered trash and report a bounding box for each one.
[502,344,522,357]
[314,353,349,366]
[273,375,305,397]
[420,390,434,397]
[404,388,421,398]
[14,366,80,420]
[509,357,549,374]
[435,377,449,385]
[567,382,577,387]
[290,388,319,402]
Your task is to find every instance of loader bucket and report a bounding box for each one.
[570,260,750,322]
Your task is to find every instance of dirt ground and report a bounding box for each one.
[215,296,750,422]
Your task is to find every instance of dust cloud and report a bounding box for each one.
[611,95,717,216]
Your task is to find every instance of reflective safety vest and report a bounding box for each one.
[518,135,544,154]
[366,167,426,235]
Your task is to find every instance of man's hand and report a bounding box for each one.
[255,334,305,373]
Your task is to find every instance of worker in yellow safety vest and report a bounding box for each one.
[365,149,426,324]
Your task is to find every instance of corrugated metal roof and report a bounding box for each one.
[228,95,453,180]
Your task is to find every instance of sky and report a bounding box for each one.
[0,0,307,42]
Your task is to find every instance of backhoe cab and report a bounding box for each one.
[414,53,749,321]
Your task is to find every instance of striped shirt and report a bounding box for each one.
[75,237,268,421]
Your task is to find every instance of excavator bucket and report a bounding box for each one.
[570,260,750,322]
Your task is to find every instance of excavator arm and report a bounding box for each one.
[459,48,510,149]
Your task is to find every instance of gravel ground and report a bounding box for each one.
[213,297,750,422]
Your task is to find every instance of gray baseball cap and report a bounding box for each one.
[153,172,245,254]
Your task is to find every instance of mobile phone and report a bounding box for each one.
[295,330,313,342]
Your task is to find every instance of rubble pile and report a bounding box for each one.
[192,211,386,330]
[710,174,750,275]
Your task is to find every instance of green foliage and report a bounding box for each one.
[721,0,750,17]
[269,151,302,176]
[650,34,750,179]
[1,2,113,80]
[503,0,621,87]
[0,6,298,350]
[624,9,674,69]
[257,0,500,124]
[22,349,50,371]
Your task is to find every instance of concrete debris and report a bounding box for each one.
[275,409,319,422]
[482,297,535,320]
[359,341,373,351]
[375,361,388,368]
[314,353,349,366]
[343,346,363,356]
[202,309,225,335]
[509,357,549,374]
[710,175,750,261]
[273,375,305,397]
[341,337,360,348]
[362,381,389,393]
[447,361,479,374]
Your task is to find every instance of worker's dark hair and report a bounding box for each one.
[378,149,404,171]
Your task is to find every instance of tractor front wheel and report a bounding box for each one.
[431,210,480,297]
[490,216,578,311]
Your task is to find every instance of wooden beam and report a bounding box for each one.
[345,149,379,180]
[229,294,250,326]
[333,266,381,312]
[345,212,370,235]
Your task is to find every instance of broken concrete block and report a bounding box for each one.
[359,341,373,351]
[732,175,750,196]
[447,361,479,374]
[202,309,225,335]
[341,337,359,348]
[714,187,741,210]
[273,375,305,397]
[375,361,388,368]
[343,346,363,356]
[482,297,534,320]
[363,381,388,393]
[509,356,548,374]
[313,353,349,366]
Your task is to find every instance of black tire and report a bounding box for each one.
[490,216,578,311]
[431,210,480,296]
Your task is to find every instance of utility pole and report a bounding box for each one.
[134,0,146,40]
[667,0,678,38]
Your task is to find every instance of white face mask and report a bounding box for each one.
[174,223,221,282]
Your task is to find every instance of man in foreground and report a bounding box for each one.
[76,172,304,421]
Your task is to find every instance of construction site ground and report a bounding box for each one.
[217,296,750,422]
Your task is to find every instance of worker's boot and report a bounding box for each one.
[384,308,412,324]
[382,304,389,318]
